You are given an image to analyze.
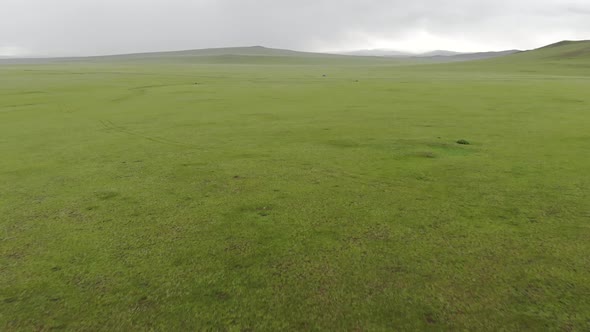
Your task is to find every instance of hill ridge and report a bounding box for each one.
[539,40,590,49]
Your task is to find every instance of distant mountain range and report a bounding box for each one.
[2,40,589,65]
[340,49,462,57]
[340,48,521,61]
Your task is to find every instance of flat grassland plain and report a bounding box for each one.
[1,42,590,330]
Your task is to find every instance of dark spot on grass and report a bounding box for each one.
[425,313,437,325]
[456,139,470,145]
[415,174,432,181]
[256,206,273,217]
[225,241,251,254]
[7,251,24,260]
[562,322,575,332]
[132,296,156,312]
[233,175,241,179]
[96,191,119,200]
[51,266,62,272]
[235,204,274,217]
[297,321,312,329]
[544,205,562,217]
[213,291,230,301]
[417,152,436,158]
[86,206,99,211]
[364,224,391,241]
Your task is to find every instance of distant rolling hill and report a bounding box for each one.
[340,48,520,61]
[2,41,587,67]
[96,46,345,59]
[340,49,465,57]
[0,45,516,65]
[502,40,590,61]
[413,50,521,62]
[340,49,414,57]
[0,46,374,65]
[439,40,590,76]
[472,40,590,66]
[418,50,464,57]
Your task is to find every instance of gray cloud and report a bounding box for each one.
[1,0,590,56]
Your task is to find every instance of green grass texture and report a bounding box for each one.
[2,41,590,331]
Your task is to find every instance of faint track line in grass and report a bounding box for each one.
[2,103,41,108]
[99,120,195,148]
[0,103,44,114]
[110,83,198,102]
[128,83,194,91]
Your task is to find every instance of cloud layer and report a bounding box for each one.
[2,0,590,56]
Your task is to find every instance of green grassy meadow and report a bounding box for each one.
[1,43,590,330]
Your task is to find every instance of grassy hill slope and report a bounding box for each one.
[429,40,590,75]
[535,40,590,58]
[500,40,590,61]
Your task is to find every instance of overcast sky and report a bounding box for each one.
[1,0,590,57]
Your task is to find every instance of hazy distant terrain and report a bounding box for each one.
[0,46,401,66]
[413,50,521,62]
[340,48,521,61]
[1,40,590,331]
[0,45,519,65]
[341,49,463,57]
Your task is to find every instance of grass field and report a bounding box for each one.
[1,42,590,330]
